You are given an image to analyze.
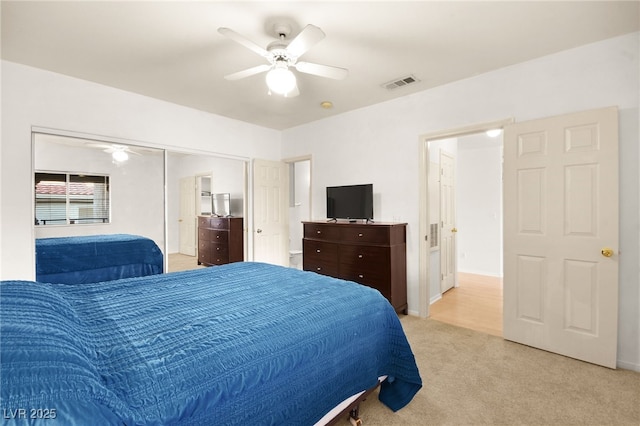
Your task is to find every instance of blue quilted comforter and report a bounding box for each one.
[36,234,164,284]
[1,262,421,425]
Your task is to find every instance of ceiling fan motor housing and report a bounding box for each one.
[272,23,292,39]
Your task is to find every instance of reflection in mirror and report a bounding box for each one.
[198,175,212,215]
[33,133,248,275]
[212,193,231,217]
[34,133,165,244]
[166,152,246,272]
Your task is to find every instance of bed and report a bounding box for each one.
[35,234,164,284]
[1,262,422,425]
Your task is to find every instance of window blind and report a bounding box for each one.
[35,172,110,225]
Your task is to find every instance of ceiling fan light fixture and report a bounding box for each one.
[265,63,296,95]
[112,149,129,162]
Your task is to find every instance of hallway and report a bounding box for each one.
[429,272,503,337]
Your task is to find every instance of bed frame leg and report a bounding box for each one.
[349,406,362,426]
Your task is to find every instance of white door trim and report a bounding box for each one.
[418,118,514,318]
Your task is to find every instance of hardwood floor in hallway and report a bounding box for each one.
[429,272,503,337]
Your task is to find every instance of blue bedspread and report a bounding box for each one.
[1,262,422,425]
[35,234,164,284]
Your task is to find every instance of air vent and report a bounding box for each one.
[383,74,420,90]
[430,223,439,249]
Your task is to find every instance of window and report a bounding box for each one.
[35,172,110,225]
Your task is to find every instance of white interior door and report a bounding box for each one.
[503,107,619,368]
[252,159,289,266]
[440,151,457,293]
[179,176,197,256]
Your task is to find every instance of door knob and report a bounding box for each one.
[256,229,262,234]
[601,247,614,257]
[451,228,458,233]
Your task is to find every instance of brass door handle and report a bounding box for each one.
[451,228,458,233]
[601,248,614,257]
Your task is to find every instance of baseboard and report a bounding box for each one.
[459,269,503,278]
[429,293,442,305]
[617,359,640,372]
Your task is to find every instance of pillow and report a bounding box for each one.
[0,281,133,424]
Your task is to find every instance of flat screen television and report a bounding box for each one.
[326,184,373,221]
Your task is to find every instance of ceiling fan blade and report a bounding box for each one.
[224,64,271,81]
[286,24,325,58]
[294,62,348,80]
[218,27,269,58]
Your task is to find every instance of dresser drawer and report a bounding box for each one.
[209,250,229,265]
[198,239,211,252]
[199,229,229,243]
[198,216,230,230]
[210,230,229,243]
[209,217,229,230]
[198,216,210,228]
[339,266,391,299]
[303,258,339,276]
[338,244,389,266]
[303,239,338,263]
[304,223,341,241]
[340,226,390,244]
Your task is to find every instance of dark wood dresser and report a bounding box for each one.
[198,216,244,266]
[302,221,407,314]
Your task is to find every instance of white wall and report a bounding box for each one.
[281,33,640,370]
[457,135,503,276]
[1,60,281,280]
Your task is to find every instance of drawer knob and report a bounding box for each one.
[316,249,321,253]
[358,254,363,259]
[316,230,322,234]
[358,233,363,237]
[316,267,322,271]
[358,274,364,278]
[216,235,220,239]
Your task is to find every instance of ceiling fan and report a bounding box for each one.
[218,23,348,97]
[96,144,140,163]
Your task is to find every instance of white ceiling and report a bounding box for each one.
[2,1,638,130]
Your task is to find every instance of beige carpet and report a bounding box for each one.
[336,316,639,425]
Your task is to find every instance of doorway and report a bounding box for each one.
[287,158,311,269]
[417,118,512,319]
[425,131,504,335]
